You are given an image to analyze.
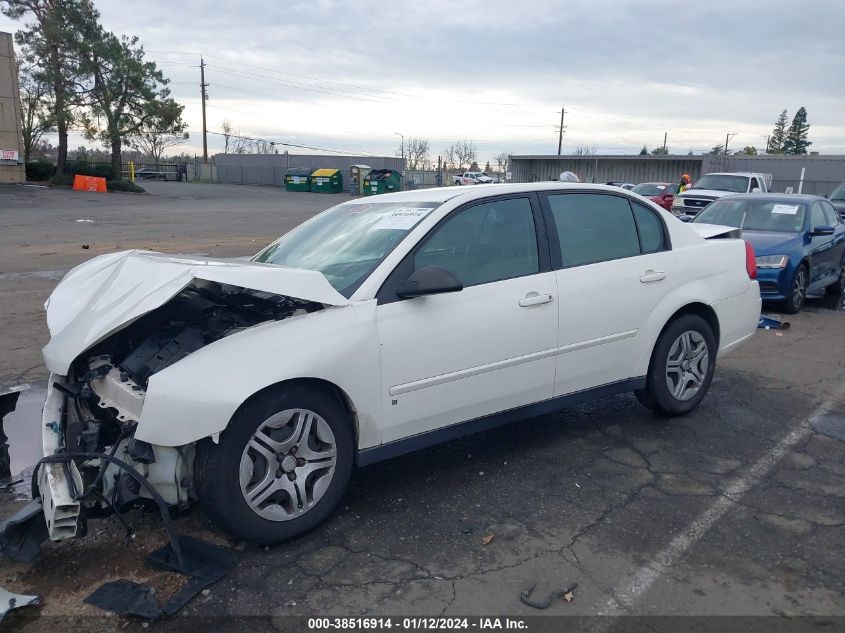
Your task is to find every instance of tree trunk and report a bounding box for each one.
[111,137,122,180]
[50,45,69,174]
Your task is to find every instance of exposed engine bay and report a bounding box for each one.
[45,280,323,539]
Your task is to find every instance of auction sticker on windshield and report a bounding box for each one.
[373,207,434,230]
[772,204,800,215]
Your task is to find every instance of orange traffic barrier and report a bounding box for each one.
[72,175,107,193]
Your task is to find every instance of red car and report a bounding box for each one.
[632,182,677,211]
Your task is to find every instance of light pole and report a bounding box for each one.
[395,132,404,164]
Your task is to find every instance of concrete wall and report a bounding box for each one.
[214,153,405,190]
[510,154,845,196]
[0,32,25,184]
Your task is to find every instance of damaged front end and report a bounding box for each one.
[37,279,324,543]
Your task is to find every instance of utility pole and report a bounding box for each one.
[557,106,567,155]
[724,131,737,156]
[662,132,668,154]
[200,57,209,162]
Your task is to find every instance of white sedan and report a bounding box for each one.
[36,183,761,544]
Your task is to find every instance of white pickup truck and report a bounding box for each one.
[453,171,494,185]
[672,172,773,216]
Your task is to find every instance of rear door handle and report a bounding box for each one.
[640,270,666,283]
[519,292,554,307]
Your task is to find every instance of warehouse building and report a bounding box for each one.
[0,32,25,184]
[510,153,845,196]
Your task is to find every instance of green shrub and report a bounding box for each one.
[26,161,56,181]
[66,161,118,180]
[107,179,145,193]
[49,172,75,187]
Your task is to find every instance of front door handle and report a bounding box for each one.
[640,270,667,283]
[519,292,554,307]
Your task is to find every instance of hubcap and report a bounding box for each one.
[239,409,337,521]
[665,330,709,401]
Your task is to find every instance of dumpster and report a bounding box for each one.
[349,164,371,195]
[310,168,343,193]
[363,169,402,196]
[284,167,312,192]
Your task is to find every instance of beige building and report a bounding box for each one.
[0,31,25,184]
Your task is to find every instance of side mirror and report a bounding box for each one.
[810,225,835,237]
[396,266,463,299]
[678,215,693,223]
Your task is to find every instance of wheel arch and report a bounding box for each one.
[224,377,360,447]
[661,302,721,349]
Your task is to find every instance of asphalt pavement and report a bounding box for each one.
[1,182,843,631]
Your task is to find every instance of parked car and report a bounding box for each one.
[691,193,845,313]
[829,182,845,220]
[32,183,760,546]
[453,171,493,185]
[607,182,636,190]
[673,172,772,216]
[134,168,166,180]
[632,182,676,211]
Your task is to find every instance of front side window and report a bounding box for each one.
[821,201,841,226]
[414,197,539,287]
[811,202,828,229]
[254,200,441,297]
[547,194,641,267]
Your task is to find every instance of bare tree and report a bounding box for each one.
[253,139,278,154]
[448,139,477,171]
[444,145,457,171]
[17,61,54,161]
[405,137,430,170]
[574,144,598,156]
[494,151,509,176]
[222,119,233,153]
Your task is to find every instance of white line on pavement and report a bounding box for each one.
[596,383,845,619]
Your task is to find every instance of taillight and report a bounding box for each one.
[744,241,757,279]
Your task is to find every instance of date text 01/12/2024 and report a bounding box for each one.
[307,617,528,630]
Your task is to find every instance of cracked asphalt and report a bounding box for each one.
[1,182,844,630]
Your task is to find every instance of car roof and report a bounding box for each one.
[717,192,823,204]
[705,172,768,177]
[636,182,672,186]
[349,182,634,205]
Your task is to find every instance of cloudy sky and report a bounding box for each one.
[2,0,844,163]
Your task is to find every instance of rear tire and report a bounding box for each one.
[196,384,354,544]
[637,314,716,416]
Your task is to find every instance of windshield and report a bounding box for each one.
[692,174,750,193]
[692,199,806,233]
[632,183,668,196]
[253,201,441,297]
[831,184,845,201]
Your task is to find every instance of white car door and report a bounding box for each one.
[375,194,559,444]
[539,191,677,396]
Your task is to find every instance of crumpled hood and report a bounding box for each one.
[42,250,349,374]
[686,223,741,240]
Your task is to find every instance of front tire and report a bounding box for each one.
[637,314,716,416]
[782,265,807,314]
[196,384,354,544]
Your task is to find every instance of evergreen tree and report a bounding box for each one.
[639,146,648,155]
[769,109,788,154]
[783,107,812,155]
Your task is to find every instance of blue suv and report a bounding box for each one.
[691,194,845,313]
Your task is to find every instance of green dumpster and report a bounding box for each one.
[363,169,402,196]
[310,168,343,193]
[284,167,312,192]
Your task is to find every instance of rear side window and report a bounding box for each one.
[547,194,641,267]
[631,202,666,253]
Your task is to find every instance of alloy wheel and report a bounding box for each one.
[239,409,337,521]
[792,268,807,311]
[665,330,709,401]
